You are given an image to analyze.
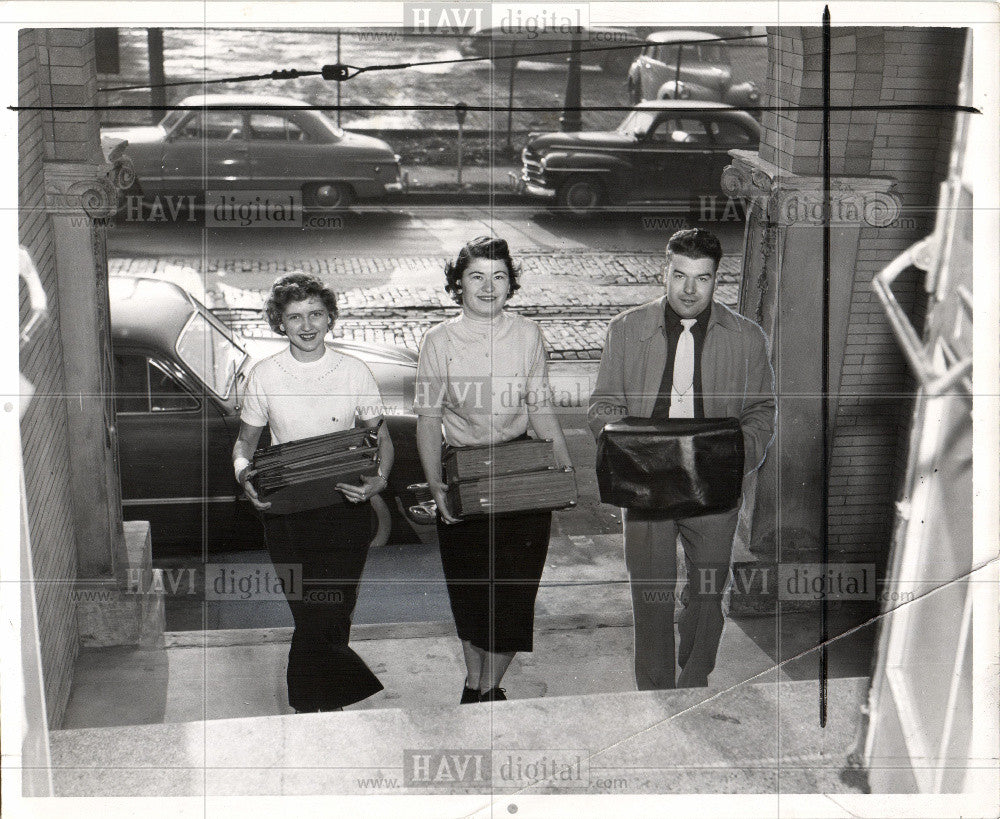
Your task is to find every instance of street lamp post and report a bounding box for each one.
[560,29,583,132]
[455,103,468,186]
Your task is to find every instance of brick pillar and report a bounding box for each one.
[31,30,163,651]
[722,26,965,606]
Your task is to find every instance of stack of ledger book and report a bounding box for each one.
[252,426,379,515]
[444,438,577,517]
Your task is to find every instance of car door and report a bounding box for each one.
[630,114,717,205]
[160,109,253,200]
[638,42,674,98]
[246,110,321,195]
[114,349,239,550]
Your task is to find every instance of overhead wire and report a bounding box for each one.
[6,30,977,117]
[96,32,767,95]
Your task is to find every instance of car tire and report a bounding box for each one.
[303,181,356,210]
[558,176,604,216]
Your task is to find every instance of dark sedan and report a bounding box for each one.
[513,100,760,215]
[102,93,405,210]
[627,30,761,108]
[110,276,430,552]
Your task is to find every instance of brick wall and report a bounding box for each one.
[18,28,103,729]
[762,26,965,565]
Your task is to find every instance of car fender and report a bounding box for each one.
[723,81,761,108]
[538,150,630,183]
[656,79,722,102]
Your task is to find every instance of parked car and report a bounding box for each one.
[512,100,760,215]
[102,94,405,210]
[110,276,431,552]
[458,25,641,73]
[627,30,760,109]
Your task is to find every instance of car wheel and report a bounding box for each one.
[558,176,604,216]
[303,182,356,210]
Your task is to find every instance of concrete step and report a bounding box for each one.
[59,615,786,731]
[49,675,869,796]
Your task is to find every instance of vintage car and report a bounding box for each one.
[101,93,405,210]
[513,100,761,215]
[626,30,761,109]
[458,25,641,74]
[110,276,431,552]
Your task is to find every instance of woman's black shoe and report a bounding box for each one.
[479,687,507,702]
[461,686,481,704]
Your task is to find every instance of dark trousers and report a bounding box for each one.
[623,506,739,689]
[437,510,551,654]
[263,503,383,710]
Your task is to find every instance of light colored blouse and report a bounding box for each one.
[241,347,383,444]
[413,311,550,447]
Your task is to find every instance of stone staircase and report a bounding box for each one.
[49,676,868,796]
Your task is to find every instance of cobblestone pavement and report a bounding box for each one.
[109,254,743,360]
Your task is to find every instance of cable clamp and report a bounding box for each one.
[321,64,356,81]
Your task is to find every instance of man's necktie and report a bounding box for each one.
[669,318,697,418]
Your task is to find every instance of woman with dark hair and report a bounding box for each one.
[414,236,572,703]
[233,272,393,712]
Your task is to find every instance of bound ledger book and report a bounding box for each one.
[444,438,577,517]
[252,426,379,515]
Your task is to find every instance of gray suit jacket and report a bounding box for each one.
[588,297,776,475]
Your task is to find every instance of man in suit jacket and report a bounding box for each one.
[589,228,775,689]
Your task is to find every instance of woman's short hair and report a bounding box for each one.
[444,236,522,305]
[263,273,338,335]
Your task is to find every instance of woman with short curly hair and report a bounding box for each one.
[414,236,572,704]
[233,271,393,713]
[263,273,339,333]
[442,235,522,305]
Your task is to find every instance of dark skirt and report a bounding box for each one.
[436,509,552,653]
[263,502,383,710]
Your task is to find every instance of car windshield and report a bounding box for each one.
[159,109,185,131]
[618,110,658,136]
[175,308,247,399]
[697,43,729,63]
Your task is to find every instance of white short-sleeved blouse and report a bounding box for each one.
[241,347,383,444]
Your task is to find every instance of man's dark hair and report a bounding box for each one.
[666,228,723,268]
[264,272,338,335]
[444,236,522,305]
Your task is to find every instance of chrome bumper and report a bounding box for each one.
[406,482,437,525]
[509,170,556,198]
[384,169,409,193]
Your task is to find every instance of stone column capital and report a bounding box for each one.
[722,149,903,228]
[43,142,134,219]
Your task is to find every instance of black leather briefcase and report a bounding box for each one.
[596,417,744,517]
